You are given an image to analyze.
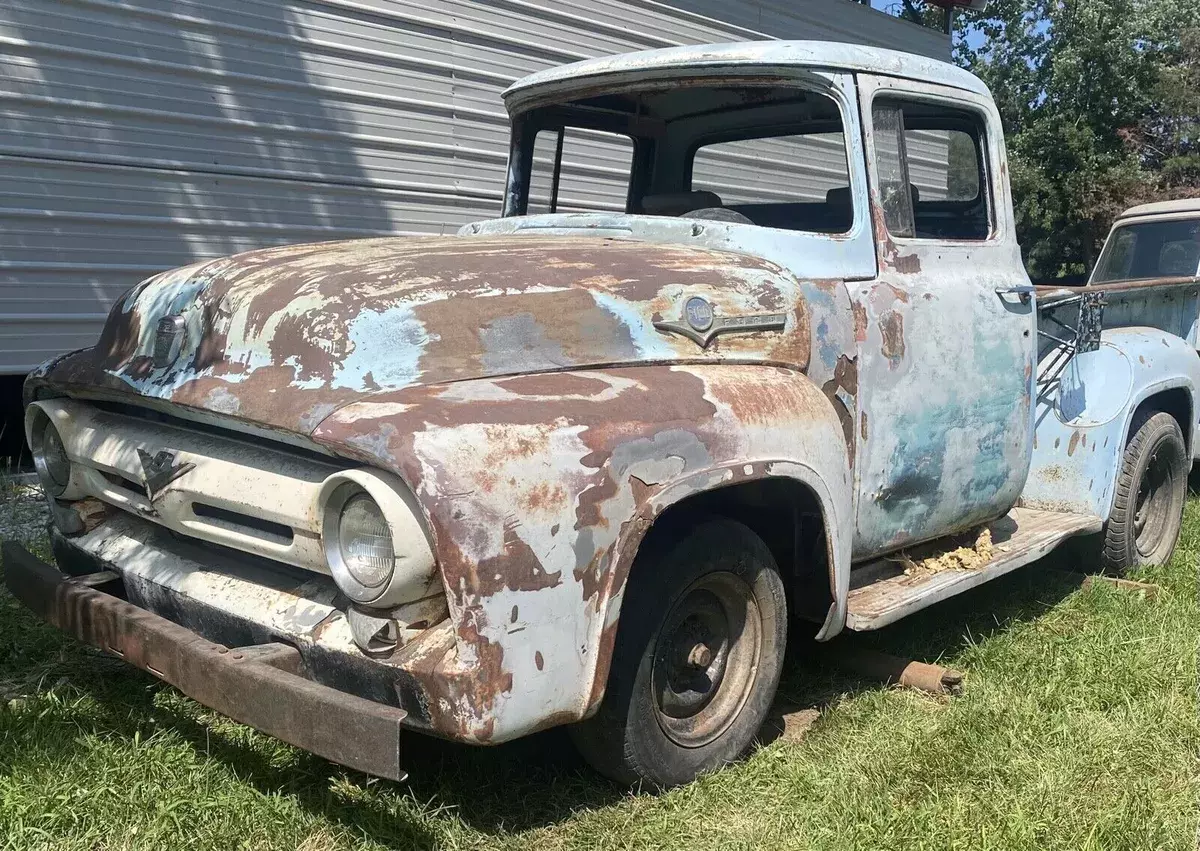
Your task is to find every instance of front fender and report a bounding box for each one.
[1026,327,1199,519]
[313,364,851,742]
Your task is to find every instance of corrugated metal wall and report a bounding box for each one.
[0,0,947,374]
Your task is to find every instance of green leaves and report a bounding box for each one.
[897,0,1200,279]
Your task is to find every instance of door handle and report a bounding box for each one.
[995,284,1036,305]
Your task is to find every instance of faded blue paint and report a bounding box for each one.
[323,305,430,392]
[1097,283,1200,349]
[1026,326,1200,518]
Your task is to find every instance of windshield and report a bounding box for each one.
[1092,219,1200,283]
[503,78,859,234]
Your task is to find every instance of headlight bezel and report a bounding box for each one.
[29,407,73,497]
[319,470,438,609]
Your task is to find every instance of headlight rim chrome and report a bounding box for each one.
[29,407,72,497]
[318,470,438,609]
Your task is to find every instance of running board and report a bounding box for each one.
[845,508,1102,631]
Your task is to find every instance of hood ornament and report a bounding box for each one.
[653,296,787,348]
[137,448,195,502]
[153,315,187,369]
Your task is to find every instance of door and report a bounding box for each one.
[850,75,1036,560]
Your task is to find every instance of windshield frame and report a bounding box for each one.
[499,70,862,228]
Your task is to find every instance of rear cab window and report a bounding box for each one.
[527,128,634,214]
[688,128,854,234]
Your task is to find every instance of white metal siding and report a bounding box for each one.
[0,0,948,374]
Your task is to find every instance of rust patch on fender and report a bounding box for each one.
[852,302,869,343]
[879,311,906,367]
[1068,431,1082,456]
[821,355,859,464]
[766,300,812,370]
[496,372,613,397]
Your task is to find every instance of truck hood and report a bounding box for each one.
[38,235,809,435]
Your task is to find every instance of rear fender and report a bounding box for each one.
[1025,327,1199,519]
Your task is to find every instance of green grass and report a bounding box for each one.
[1,494,1197,850]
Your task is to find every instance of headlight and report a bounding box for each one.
[337,493,395,588]
[324,484,398,604]
[319,471,438,609]
[31,411,71,496]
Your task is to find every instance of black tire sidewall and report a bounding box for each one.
[573,516,787,787]
[1104,411,1188,572]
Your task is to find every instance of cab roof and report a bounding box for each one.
[503,40,989,113]
[1116,198,1200,221]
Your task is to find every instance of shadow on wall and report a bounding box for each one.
[1,0,463,456]
[0,0,469,392]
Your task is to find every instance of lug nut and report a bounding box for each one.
[687,643,712,668]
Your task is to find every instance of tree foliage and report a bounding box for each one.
[880,0,1200,279]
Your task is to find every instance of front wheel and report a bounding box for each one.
[569,517,787,787]
[1101,410,1188,573]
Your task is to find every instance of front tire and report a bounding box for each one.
[570,517,787,787]
[1101,410,1188,573]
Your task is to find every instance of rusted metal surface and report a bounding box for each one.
[28,237,827,436]
[849,73,1035,560]
[27,139,863,743]
[1081,575,1162,600]
[1,541,409,780]
[845,507,1100,631]
[311,364,851,740]
[825,646,964,695]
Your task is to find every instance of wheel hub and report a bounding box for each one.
[1135,448,1175,558]
[651,572,762,748]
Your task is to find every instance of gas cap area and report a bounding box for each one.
[1055,344,1132,426]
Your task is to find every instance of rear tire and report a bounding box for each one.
[1100,410,1188,573]
[570,517,787,788]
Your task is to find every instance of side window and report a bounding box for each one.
[528,127,633,214]
[1095,228,1137,281]
[871,98,993,241]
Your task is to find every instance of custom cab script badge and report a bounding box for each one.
[137,448,195,502]
[653,296,788,348]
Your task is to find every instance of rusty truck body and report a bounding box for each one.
[7,41,1199,788]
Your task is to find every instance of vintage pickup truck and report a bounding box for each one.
[6,41,1199,788]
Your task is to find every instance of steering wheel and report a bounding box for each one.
[684,207,754,225]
